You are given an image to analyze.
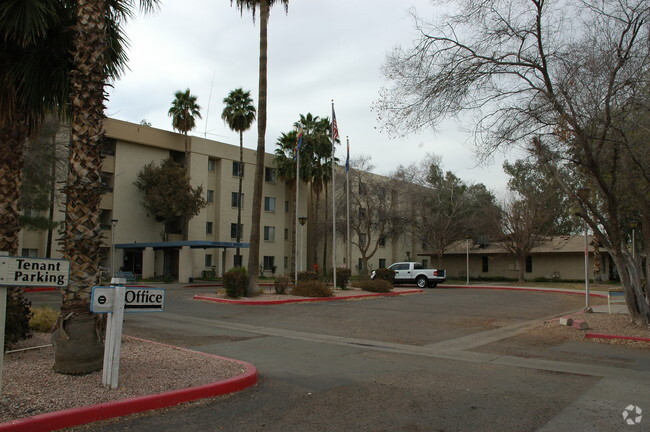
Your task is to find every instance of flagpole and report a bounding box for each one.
[331,101,337,289]
[346,136,351,272]
[294,131,301,284]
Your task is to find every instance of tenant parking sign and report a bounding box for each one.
[91,286,165,313]
[0,256,69,287]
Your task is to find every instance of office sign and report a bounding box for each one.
[91,286,165,313]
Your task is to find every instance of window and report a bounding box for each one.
[208,158,216,172]
[422,242,428,250]
[231,192,244,208]
[422,259,428,268]
[207,190,214,203]
[264,226,275,242]
[284,256,288,268]
[265,167,276,183]
[379,258,386,268]
[232,161,244,177]
[230,223,243,239]
[205,254,213,267]
[525,256,533,273]
[264,196,276,212]
[482,256,489,273]
[285,200,289,213]
[206,222,213,235]
[284,228,289,240]
[263,256,275,271]
[378,236,386,247]
[359,233,367,247]
[359,182,367,195]
[21,249,39,258]
[359,207,367,219]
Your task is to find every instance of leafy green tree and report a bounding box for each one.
[222,88,256,261]
[134,158,208,241]
[231,0,289,296]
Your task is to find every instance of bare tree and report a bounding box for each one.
[379,0,650,323]
[337,156,406,275]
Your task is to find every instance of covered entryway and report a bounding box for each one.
[115,240,249,283]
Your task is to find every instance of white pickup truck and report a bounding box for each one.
[370,262,446,288]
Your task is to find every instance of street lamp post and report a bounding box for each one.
[466,233,471,285]
[630,220,638,259]
[111,219,118,279]
[298,216,307,272]
[576,187,592,312]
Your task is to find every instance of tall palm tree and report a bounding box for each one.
[53,0,159,375]
[168,88,201,241]
[231,0,289,295]
[168,88,202,163]
[222,88,256,262]
[1,0,131,364]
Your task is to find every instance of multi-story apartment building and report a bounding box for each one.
[18,118,417,283]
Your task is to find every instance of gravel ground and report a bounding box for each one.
[527,311,650,348]
[0,334,248,424]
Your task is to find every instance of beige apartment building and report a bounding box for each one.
[18,118,419,283]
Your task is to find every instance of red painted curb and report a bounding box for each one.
[585,333,650,343]
[0,337,258,432]
[194,289,423,305]
[443,284,609,298]
[24,287,57,292]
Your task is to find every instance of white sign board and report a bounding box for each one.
[91,286,165,313]
[0,256,70,287]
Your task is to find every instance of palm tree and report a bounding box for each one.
[53,0,159,375]
[292,114,336,272]
[168,88,202,163]
[231,0,289,296]
[222,88,256,262]
[0,0,131,365]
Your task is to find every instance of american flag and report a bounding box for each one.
[332,106,339,143]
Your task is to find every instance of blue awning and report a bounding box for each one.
[115,240,249,249]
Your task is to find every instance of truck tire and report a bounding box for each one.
[416,276,428,288]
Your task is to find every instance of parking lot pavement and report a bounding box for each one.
[28,286,650,431]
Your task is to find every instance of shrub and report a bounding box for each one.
[297,271,319,282]
[373,267,395,283]
[5,290,32,349]
[274,275,291,294]
[354,279,393,293]
[291,280,333,297]
[29,306,59,333]
[223,267,247,298]
[336,267,352,289]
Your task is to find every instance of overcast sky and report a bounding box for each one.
[106,0,518,193]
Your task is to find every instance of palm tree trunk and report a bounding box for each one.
[0,114,27,255]
[53,0,108,375]
[236,131,244,261]
[246,0,269,296]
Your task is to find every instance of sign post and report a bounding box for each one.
[0,254,70,395]
[92,280,165,388]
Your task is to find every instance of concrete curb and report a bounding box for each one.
[442,284,609,298]
[0,338,258,432]
[585,333,650,343]
[193,289,424,305]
